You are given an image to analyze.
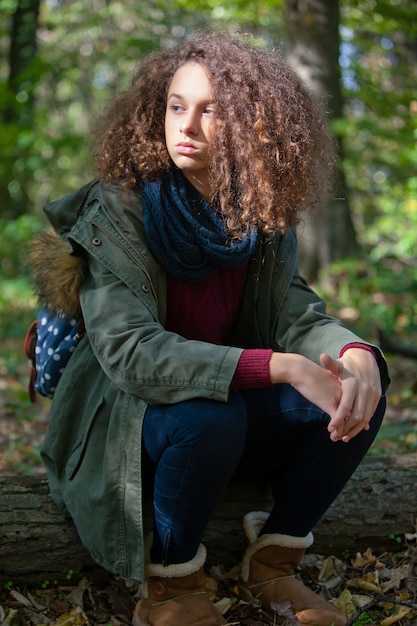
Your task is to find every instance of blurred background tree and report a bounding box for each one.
[1,0,416,340]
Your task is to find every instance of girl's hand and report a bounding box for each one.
[320,349,382,443]
[269,352,342,419]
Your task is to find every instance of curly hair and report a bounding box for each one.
[92,31,337,237]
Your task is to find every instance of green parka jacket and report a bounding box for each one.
[34,180,389,582]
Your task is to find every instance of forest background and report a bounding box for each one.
[0,0,417,474]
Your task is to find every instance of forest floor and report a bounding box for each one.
[1,340,417,625]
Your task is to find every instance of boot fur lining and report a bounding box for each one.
[145,543,207,579]
[241,511,314,582]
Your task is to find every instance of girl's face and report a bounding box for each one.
[165,62,216,200]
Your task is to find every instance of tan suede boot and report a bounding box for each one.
[132,544,227,626]
[241,512,346,626]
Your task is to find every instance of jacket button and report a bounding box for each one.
[141,284,150,293]
[92,237,102,246]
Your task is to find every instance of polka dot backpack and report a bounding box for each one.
[24,306,85,402]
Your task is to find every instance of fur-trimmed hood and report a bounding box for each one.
[28,228,84,318]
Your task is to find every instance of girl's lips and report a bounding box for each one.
[176,143,198,155]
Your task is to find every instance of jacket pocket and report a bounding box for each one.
[65,396,105,480]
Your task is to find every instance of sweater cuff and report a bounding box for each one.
[339,341,391,395]
[339,342,377,359]
[230,349,274,390]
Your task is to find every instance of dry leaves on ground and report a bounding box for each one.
[1,544,417,625]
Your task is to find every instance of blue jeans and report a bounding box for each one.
[142,384,386,565]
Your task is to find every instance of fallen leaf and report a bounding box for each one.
[68,578,90,609]
[318,555,345,582]
[381,564,410,592]
[214,596,236,615]
[47,596,71,613]
[55,605,90,625]
[347,570,382,593]
[331,588,356,618]
[380,604,412,625]
[270,598,301,624]
[9,589,32,607]
[352,548,377,568]
[351,593,373,608]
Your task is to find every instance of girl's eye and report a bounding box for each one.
[204,107,216,116]
[170,104,184,113]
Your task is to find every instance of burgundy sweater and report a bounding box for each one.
[165,265,375,391]
[165,264,273,389]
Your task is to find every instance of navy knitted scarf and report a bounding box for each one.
[140,167,259,281]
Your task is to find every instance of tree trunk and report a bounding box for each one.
[7,0,41,102]
[285,0,359,281]
[2,0,41,220]
[1,454,416,585]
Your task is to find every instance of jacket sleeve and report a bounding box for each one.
[275,270,390,394]
[79,253,243,404]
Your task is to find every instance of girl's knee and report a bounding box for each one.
[188,393,247,445]
[143,393,247,463]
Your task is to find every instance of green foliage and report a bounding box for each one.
[318,254,417,339]
[2,0,414,282]
[0,214,45,279]
[0,274,37,340]
[352,612,374,625]
[1,1,416,377]
[170,0,284,34]
[338,0,417,271]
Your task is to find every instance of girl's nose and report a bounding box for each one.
[181,111,199,136]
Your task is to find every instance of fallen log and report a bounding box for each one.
[1,454,416,585]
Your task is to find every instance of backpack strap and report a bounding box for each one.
[24,319,39,404]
